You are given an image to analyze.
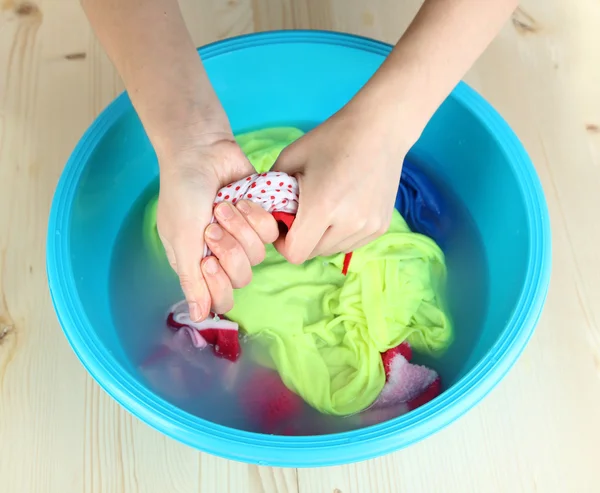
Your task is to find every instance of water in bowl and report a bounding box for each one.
[109,152,489,435]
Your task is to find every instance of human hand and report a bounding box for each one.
[272,101,415,263]
[157,135,279,321]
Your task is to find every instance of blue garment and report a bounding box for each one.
[396,160,449,247]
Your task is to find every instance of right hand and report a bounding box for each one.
[157,134,279,321]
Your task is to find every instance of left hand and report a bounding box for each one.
[157,136,279,320]
[272,100,415,263]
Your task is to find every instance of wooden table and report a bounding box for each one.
[1,0,599,491]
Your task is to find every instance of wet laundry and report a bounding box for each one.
[142,126,453,421]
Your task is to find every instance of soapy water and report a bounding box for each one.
[109,149,489,435]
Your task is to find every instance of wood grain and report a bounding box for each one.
[1,0,599,491]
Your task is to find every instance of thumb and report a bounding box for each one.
[273,134,327,263]
[157,180,216,323]
[274,197,330,265]
[172,233,212,322]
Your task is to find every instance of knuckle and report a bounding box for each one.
[231,270,252,289]
[214,295,234,315]
[257,220,280,244]
[367,221,382,236]
[219,214,244,233]
[355,218,369,231]
[207,230,233,253]
[217,240,244,262]
[286,250,307,265]
[178,276,198,296]
[249,244,266,266]
[178,272,193,285]
[221,298,234,314]
[265,225,280,244]
[366,216,389,237]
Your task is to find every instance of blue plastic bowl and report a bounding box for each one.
[47,30,551,467]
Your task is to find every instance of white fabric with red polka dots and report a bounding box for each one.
[204,171,299,258]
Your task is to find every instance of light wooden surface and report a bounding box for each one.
[1,0,599,491]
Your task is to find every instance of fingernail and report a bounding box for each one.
[216,202,234,220]
[189,302,202,322]
[206,224,223,240]
[204,257,219,275]
[237,200,251,215]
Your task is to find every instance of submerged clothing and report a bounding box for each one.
[226,207,451,416]
[235,127,305,173]
[167,300,242,362]
[143,126,453,416]
[395,161,450,245]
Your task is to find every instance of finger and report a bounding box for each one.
[201,256,234,314]
[173,236,212,322]
[274,210,330,265]
[309,226,352,259]
[214,202,269,265]
[204,224,253,288]
[236,200,280,245]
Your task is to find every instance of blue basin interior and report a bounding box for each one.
[48,31,550,467]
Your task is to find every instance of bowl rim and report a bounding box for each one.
[46,29,552,467]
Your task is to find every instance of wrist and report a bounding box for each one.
[151,101,233,164]
[346,33,454,150]
[344,72,427,153]
[121,49,232,163]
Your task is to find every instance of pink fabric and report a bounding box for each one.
[375,351,438,406]
[139,323,241,400]
[360,342,441,426]
[167,300,239,348]
[166,301,242,362]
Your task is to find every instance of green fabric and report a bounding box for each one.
[235,126,304,173]
[143,126,453,416]
[143,195,166,265]
[227,213,452,416]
